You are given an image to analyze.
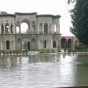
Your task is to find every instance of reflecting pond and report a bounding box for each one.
[0,54,88,88]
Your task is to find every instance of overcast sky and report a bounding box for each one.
[0,0,74,36]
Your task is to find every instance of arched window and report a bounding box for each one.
[32,38,35,50]
[6,41,10,49]
[53,40,56,48]
[1,24,4,34]
[54,24,57,32]
[44,23,48,33]
[44,40,46,48]
[40,23,42,30]
[16,26,20,33]
[28,42,30,50]
[20,19,30,34]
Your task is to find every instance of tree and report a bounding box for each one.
[67,0,76,4]
[70,0,88,45]
[0,11,8,15]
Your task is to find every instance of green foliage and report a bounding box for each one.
[70,0,88,45]
[39,49,48,53]
[75,44,88,52]
[68,48,76,52]
[0,11,8,15]
[39,49,56,53]
[0,50,28,55]
[58,49,61,52]
[67,0,76,4]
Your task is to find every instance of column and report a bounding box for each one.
[19,24,21,34]
[14,24,16,34]
[30,22,32,33]
[4,24,5,34]
[52,23,54,33]
[0,24,2,34]
[48,39,52,49]
[48,23,49,33]
[1,41,3,50]
[0,41,1,50]
[56,19,60,34]
[9,24,11,34]
[42,23,44,33]
[3,41,5,50]
[49,24,51,33]
[10,40,12,50]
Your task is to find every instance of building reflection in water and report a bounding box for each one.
[0,54,59,68]
[29,54,60,63]
[0,56,23,68]
[59,55,75,86]
[0,54,86,87]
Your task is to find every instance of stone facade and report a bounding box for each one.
[61,36,78,49]
[0,12,61,51]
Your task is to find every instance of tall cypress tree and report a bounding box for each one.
[70,0,88,45]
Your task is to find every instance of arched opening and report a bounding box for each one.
[16,20,30,34]
[28,42,30,50]
[1,24,4,34]
[22,41,27,50]
[31,38,36,50]
[44,40,46,48]
[68,39,72,48]
[17,39,21,49]
[54,24,57,33]
[16,26,20,33]
[44,23,48,33]
[6,41,10,49]
[21,22,28,33]
[61,38,67,49]
[53,40,56,48]
[5,23,10,34]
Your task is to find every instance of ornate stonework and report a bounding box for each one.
[0,12,61,51]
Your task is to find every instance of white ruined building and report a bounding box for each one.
[0,12,61,51]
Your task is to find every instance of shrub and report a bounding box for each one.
[75,44,88,52]
[39,49,48,53]
[39,49,56,53]
[68,48,76,52]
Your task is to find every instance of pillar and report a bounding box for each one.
[56,19,60,34]
[9,24,11,34]
[4,24,5,34]
[19,25,21,34]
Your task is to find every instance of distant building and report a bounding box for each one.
[0,12,61,51]
[0,12,78,51]
[61,36,78,49]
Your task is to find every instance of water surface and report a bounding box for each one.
[0,54,88,88]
